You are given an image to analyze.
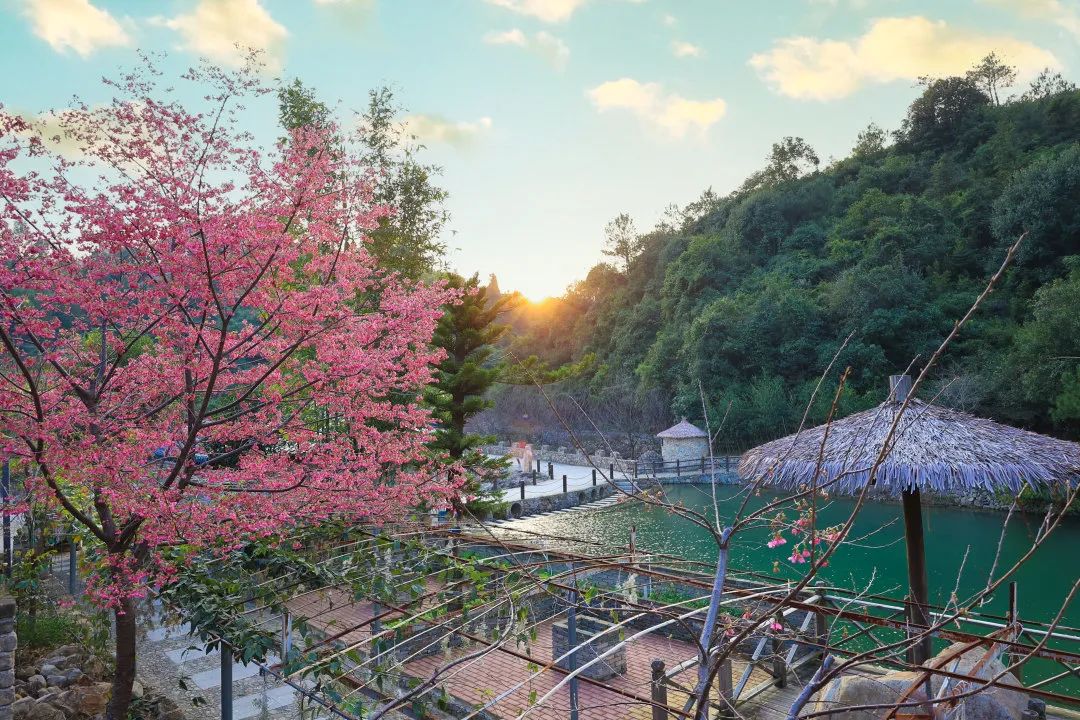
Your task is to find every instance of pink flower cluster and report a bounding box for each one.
[0,61,459,607]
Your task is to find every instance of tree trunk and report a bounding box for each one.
[105,596,137,720]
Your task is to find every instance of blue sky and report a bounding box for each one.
[2,0,1078,299]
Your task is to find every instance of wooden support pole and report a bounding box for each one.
[562,474,567,493]
[520,481,525,500]
[650,659,668,720]
[548,462,554,480]
[592,468,597,486]
[814,609,828,659]
[717,657,735,719]
[772,615,787,688]
[676,459,681,477]
[1009,581,1023,682]
[902,488,933,665]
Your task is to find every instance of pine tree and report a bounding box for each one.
[428,273,515,512]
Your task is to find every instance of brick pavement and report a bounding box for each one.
[288,587,786,719]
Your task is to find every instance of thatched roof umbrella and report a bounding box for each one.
[738,375,1080,663]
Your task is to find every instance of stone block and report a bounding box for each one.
[0,600,14,621]
[0,671,13,690]
[24,702,63,720]
[811,671,931,719]
[0,636,14,654]
[11,696,32,720]
[25,678,44,698]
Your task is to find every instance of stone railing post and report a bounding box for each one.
[0,596,15,720]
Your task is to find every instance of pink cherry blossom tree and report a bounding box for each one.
[0,58,456,719]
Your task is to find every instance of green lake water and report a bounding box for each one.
[510,484,1080,692]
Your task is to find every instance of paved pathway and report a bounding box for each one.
[493,458,618,502]
[137,602,307,720]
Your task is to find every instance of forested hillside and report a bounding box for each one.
[497,66,1080,451]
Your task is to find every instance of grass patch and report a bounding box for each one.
[17,612,82,650]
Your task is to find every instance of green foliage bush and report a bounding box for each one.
[17,612,81,650]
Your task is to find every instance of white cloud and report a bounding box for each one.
[484,28,528,45]
[750,16,1059,100]
[22,0,131,57]
[672,40,703,58]
[484,0,641,23]
[587,78,727,139]
[13,103,149,161]
[404,115,493,148]
[158,0,288,71]
[988,0,1080,39]
[484,28,570,69]
[662,13,676,27]
[484,0,586,22]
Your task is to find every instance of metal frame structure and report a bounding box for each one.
[157,520,1080,720]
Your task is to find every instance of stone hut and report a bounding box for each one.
[656,418,709,463]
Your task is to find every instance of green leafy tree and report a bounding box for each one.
[965,52,1017,105]
[499,73,1080,445]
[1005,257,1080,431]
[360,87,449,278]
[852,122,888,157]
[602,212,642,272]
[992,144,1080,284]
[901,76,990,149]
[278,81,448,277]
[428,274,515,512]
[278,78,332,133]
[1022,68,1077,101]
[740,136,819,193]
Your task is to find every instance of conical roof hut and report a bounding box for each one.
[739,389,1080,496]
[657,418,708,439]
[739,375,1080,664]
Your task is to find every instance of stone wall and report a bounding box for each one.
[498,485,615,520]
[484,442,637,474]
[660,436,710,463]
[0,597,13,720]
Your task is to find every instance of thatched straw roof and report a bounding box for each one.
[657,418,708,439]
[738,399,1080,496]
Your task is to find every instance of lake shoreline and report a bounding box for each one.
[661,480,1079,516]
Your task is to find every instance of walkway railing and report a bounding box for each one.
[632,457,741,478]
[649,579,1080,718]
